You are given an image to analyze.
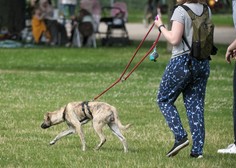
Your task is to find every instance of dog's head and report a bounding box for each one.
[41,107,66,129]
[41,112,52,129]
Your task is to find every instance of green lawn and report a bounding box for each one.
[0,42,236,167]
[129,10,234,27]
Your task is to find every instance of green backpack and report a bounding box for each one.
[181,4,217,60]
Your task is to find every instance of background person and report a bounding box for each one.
[143,0,155,27]
[60,0,77,19]
[80,0,101,32]
[154,0,212,158]
[39,0,69,46]
[143,0,161,27]
[217,0,236,154]
[31,7,50,44]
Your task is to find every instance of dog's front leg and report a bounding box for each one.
[50,128,75,145]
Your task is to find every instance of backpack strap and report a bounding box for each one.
[180,5,192,51]
[182,35,191,51]
[181,5,194,19]
[181,4,209,19]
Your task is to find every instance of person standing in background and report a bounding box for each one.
[143,0,155,27]
[143,0,161,27]
[39,0,69,45]
[60,0,77,18]
[217,0,236,154]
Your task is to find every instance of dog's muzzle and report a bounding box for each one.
[41,122,51,129]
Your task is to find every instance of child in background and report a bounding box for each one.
[31,7,50,44]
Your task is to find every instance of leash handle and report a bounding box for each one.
[155,15,159,20]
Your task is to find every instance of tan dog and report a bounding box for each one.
[41,101,130,152]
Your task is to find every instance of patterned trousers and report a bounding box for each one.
[157,55,210,155]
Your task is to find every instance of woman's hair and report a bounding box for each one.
[177,0,207,5]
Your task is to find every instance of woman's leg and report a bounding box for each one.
[157,55,192,142]
[183,59,210,155]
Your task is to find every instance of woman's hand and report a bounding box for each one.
[154,15,163,28]
[226,49,236,64]
[225,39,236,63]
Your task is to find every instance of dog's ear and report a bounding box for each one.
[46,113,51,121]
[44,112,50,121]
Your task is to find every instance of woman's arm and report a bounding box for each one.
[154,17,184,46]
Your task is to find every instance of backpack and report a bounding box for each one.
[181,4,217,60]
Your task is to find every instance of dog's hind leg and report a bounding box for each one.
[50,128,75,145]
[93,121,106,150]
[73,123,86,151]
[108,122,128,152]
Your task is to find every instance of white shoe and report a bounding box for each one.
[217,144,236,154]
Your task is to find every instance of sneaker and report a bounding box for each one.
[167,136,189,157]
[217,144,236,154]
[190,153,203,158]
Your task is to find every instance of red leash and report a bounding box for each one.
[93,22,161,101]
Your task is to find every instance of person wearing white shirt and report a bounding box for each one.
[60,0,77,18]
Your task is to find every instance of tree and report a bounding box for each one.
[0,0,25,35]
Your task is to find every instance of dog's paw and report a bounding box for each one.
[49,141,55,145]
[94,147,100,151]
[82,146,86,151]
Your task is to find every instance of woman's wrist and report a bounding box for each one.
[158,24,165,32]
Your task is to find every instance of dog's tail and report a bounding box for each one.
[112,109,131,130]
[118,122,131,130]
[116,118,131,130]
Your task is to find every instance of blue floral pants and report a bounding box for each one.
[157,55,210,155]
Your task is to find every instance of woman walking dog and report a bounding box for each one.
[154,0,214,158]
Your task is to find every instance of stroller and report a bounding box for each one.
[99,2,130,46]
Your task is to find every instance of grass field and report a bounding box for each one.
[1,41,236,168]
[129,11,234,27]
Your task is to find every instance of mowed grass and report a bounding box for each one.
[129,10,234,27]
[0,42,236,168]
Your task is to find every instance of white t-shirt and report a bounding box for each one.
[61,0,77,5]
[170,3,212,58]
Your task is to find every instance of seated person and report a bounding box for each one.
[31,7,50,44]
[39,0,69,46]
[80,0,101,32]
[70,8,95,47]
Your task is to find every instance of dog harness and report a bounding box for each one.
[80,101,93,123]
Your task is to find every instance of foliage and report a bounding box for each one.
[0,42,236,167]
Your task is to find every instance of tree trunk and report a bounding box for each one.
[0,0,25,35]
